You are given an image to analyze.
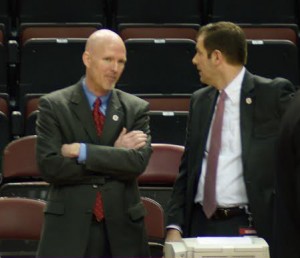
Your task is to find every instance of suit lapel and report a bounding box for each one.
[193,87,218,184]
[240,71,256,163]
[196,88,218,146]
[69,82,100,144]
[100,90,124,145]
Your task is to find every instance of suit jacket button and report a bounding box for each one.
[92,184,98,189]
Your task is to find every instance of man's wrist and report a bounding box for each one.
[166,225,183,234]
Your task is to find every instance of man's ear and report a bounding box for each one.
[82,51,90,67]
[213,50,223,63]
[212,49,226,66]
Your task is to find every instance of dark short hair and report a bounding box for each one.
[197,21,247,65]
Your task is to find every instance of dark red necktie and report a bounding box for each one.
[93,97,105,136]
[92,97,105,221]
[203,90,227,218]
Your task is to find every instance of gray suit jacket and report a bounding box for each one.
[166,71,295,253]
[36,79,152,257]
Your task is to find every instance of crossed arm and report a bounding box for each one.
[61,128,147,158]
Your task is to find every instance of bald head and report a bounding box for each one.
[85,29,125,54]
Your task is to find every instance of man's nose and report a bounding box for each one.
[111,61,118,72]
[192,54,197,65]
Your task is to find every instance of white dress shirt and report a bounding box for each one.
[195,67,248,207]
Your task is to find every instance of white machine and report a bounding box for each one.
[164,236,270,258]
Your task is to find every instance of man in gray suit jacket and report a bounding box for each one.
[165,22,295,258]
[36,29,152,257]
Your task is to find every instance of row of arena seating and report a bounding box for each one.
[1,23,299,98]
[0,136,182,256]
[0,0,299,36]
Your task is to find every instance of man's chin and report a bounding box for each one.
[105,83,116,91]
[200,78,207,85]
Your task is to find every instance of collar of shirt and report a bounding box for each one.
[222,67,246,104]
[82,78,111,115]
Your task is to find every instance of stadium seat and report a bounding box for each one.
[138,143,184,211]
[142,197,164,257]
[2,135,40,179]
[0,135,49,201]
[141,95,190,145]
[113,0,202,27]
[21,94,41,136]
[0,0,10,36]
[0,24,7,93]
[240,23,299,45]
[246,39,299,85]
[0,197,45,257]
[117,38,203,94]
[0,197,45,240]
[207,0,297,24]
[19,23,101,45]
[118,23,199,41]
[18,38,86,111]
[141,95,190,111]
[16,0,107,26]
[0,93,10,175]
[149,110,188,145]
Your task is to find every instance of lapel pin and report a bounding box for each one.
[112,115,119,121]
[246,98,252,104]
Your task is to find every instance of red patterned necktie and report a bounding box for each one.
[92,97,105,221]
[203,90,227,218]
[93,97,105,136]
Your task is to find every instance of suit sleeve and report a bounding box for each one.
[275,78,296,116]
[36,96,88,184]
[165,94,196,229]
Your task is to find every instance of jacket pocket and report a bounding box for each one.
[127,202,146,221]
[44,201,65,215]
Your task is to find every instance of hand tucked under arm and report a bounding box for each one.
[114,127,147,149]
[61,143,81,158]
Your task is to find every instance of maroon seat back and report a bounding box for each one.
[0,197,45,240]
[138,143,184,185]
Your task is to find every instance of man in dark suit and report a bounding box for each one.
[275,90,300,258]
[36,29,152,257]
[165,22,295,257]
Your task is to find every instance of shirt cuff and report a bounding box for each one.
[77,143,87,164]
[166,224,183,234]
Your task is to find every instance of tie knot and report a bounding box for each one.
[220,90,227,100]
